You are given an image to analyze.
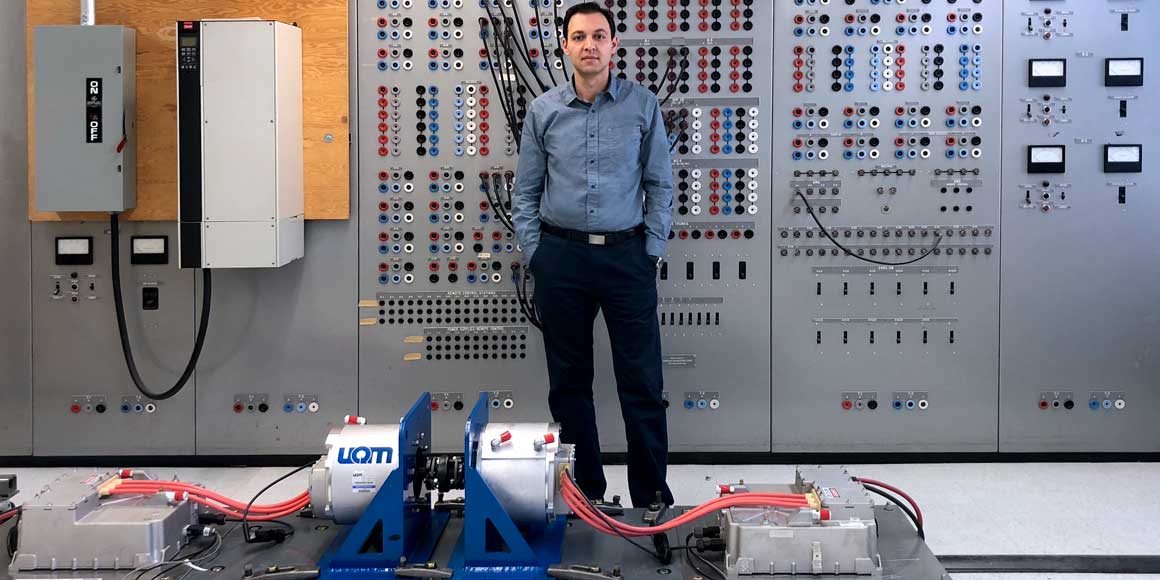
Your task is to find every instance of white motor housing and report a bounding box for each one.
[309,424,402,524]
[477,422,573,528]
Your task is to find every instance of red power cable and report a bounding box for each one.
[108,486,308,521]
[561,473,814,538]
[854,477,923,526]
[111,481,309,515]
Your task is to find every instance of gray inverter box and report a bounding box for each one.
[33,25,136,212]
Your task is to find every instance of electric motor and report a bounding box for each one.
[310,420,573,527]
[309,423,403,524]
[476,422,573,528]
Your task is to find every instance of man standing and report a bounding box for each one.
[512,2,675,507]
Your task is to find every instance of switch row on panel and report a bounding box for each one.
[815,327,958,346]
[815,279,958,296]
[659,260,748,281]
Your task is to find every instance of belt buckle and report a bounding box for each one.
[588,233,606,245]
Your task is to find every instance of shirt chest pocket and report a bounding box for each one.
[600,122,643,159]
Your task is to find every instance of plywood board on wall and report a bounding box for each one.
[27,0,349,221]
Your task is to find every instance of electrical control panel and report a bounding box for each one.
[354,0,771,453]
[770,0,1001,452]
[191,220,358,455]
[16,0,1160,457]
[592,0,772,453]
[355,0,553,452]
[999,0,1159,452]
[30,223,196,455]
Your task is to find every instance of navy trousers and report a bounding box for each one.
[530,230,674,507]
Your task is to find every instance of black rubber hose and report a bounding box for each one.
[109,213,212,401]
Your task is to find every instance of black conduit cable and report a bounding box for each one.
[496,3,548,93]
[532,0,559,87]
[659,49,690,108]
[491,27,530,126]
[514,275,542,332]
[552,0,571,80]
[522,272,542,329]
[795,191,943,266]
[861,484,924,539]
[650,52,677,96]
[487,2,547,96]
[110,213,212,401]
[480,20,519,137]
[482,29,525,154]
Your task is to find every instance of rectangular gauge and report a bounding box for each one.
[1104,144,1142,173]
[1029,59,1066,87]
[1105,58,1143,87]
[1027,145,1066,174]
[130,235,169,265]
[55,237,94,266]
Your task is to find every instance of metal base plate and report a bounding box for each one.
[1,507,944,580]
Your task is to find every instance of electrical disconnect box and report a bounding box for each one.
[33,25,136,212]
[177,20,304,269]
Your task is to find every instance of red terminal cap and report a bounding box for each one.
[821,509,831,520]
[491,430,513,450]
[344,415,366,425]
[543,433,555,444]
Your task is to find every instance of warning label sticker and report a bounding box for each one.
[351,471,377,494]
[820,487,840,499]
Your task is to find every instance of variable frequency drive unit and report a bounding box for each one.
[177,19,304,269]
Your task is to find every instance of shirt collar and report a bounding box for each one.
[562,72,621,105]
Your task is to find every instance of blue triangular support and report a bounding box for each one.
[448,394,567,580]
[319,394,447,580]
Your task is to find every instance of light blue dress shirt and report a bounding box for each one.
[512,74,674,262]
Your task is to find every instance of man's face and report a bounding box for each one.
[562,12,618,77]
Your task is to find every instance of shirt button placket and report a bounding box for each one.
[587,112,598,226]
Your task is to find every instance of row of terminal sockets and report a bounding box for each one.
[231,393,319,413]
[778,224,995,257]
[840,392,935,411]
[440,391,684,411]
[683,391,721,410]
[1039,391,1128,411]
[68,395,158,414]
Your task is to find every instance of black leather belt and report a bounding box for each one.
[540,222,644,246]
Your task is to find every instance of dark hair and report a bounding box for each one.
[562,2,617,39]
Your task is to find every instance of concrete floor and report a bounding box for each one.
[5,462,1159,578]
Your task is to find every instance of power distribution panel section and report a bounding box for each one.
[999,0,1160,453]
